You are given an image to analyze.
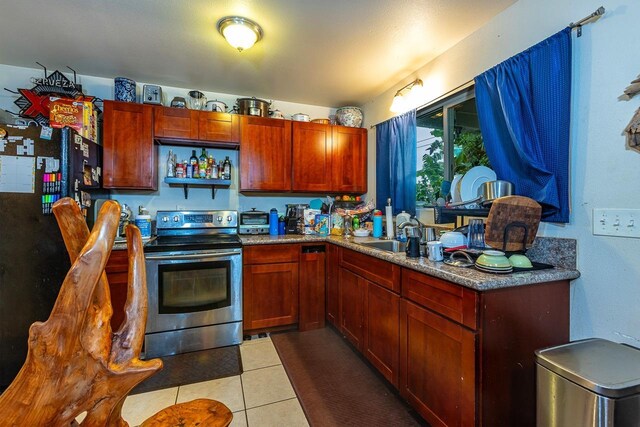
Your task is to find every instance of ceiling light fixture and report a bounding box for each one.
[217,16,263,52]
[390,78,424,113]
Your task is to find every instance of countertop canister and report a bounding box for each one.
[269,208,279,236]
[135,214,151,238]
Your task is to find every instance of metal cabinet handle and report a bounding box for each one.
[145,251,240,260]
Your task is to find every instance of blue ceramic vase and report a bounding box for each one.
[114,77,136,102]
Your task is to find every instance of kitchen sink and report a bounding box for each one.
[359,240,406,253]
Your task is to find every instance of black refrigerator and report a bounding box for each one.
[0,124,104,390]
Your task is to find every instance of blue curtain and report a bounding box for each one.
[475,27,571,223]
[375,110,417,215]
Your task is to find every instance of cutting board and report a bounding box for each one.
[484,196,542,252]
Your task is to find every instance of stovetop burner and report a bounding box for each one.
[144,233,242,253]
[145,210,241,253]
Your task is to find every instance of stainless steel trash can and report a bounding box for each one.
[536,338,640,427]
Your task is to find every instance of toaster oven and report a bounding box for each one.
[239,208,270,234]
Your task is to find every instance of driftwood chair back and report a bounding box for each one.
[0,198,162,426]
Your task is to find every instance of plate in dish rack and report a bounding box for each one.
[450,174,463,203]
[459,166,496,202]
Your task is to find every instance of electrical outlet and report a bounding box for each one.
[592,208,640,238]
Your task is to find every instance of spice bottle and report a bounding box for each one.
[223,156,231,180]
[166,149,175,178]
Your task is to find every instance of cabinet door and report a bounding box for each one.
[364,281,400,386]
[239,116,292,191]
[198,111,239,143]
[299,246,326,331]
[339,267,365,351]
[105,249,128,330]
[103,101,157,189]
[331,126,367,193]
[399,300,477,427]
[153,106,198,140]
[325,244,340,327]
[292,122,332,192]
[243,262,299,331]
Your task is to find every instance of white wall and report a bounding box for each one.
[363,0,640,346]
[0,64,336,216]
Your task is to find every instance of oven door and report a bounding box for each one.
[144,248,242,334]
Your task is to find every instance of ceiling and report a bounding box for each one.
[0,0,515,107]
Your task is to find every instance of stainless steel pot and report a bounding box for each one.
[448,180,514,207]
[236,97,271,117]
[207,100,228,113]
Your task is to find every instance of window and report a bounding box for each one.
[416,86,491,206]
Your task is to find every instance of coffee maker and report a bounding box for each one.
[285,204,307,234]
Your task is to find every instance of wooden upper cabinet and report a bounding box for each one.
[153,106,198,140]
[239,116,292,191]
[292,122,332,192]
[153,107,239,145]
[103,100,157,190]
[198,111,239,143]
[331,126,367,194]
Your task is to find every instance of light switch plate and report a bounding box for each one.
[593,208,640,238]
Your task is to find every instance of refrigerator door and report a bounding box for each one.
[0,125,69,389]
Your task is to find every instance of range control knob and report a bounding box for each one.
[217,216,223,222]
[161,216,169,223]
[173,215,180,223]
[227,215,233,222]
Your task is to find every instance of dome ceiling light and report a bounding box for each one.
[217,16,263,52]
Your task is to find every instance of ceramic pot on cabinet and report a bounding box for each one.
[335,106,363,127]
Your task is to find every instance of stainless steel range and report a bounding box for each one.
[143,210,242,358]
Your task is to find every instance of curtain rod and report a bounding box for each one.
[569,6,605,37]
[370,8,605,129]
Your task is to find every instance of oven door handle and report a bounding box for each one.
[145,251,240,260]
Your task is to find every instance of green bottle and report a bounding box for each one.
[199,148,207,178]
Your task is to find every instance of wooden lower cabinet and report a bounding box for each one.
[338,248,400,385]
[299,245,326,331]
[243,244,300,332]
[330,245,570,426]
[399,299,476,427]
[243,262,299,331]
[338,267,365,351]
[325,244,340,327]
[364,280,400,386]
[105,249,128,330]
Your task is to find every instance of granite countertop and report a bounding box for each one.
[241,234,580,291]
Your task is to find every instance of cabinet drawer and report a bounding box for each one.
[340,248,400,293]
[401,269,478,330]
[106,249,128,273]
[243,244,299,265]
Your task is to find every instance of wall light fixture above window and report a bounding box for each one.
[390,78,424,113]
[217,16,263,52]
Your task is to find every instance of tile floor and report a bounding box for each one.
[118,336,309,427]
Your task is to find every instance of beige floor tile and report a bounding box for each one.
[240,339,282,371]
[231,410,248,427]
[246,398,309,427]
[121,387,178,426]
[240,335,272,347]
[177,375,245,412]
[241,365,296,409]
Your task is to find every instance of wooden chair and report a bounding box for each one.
[0,198,232,426]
